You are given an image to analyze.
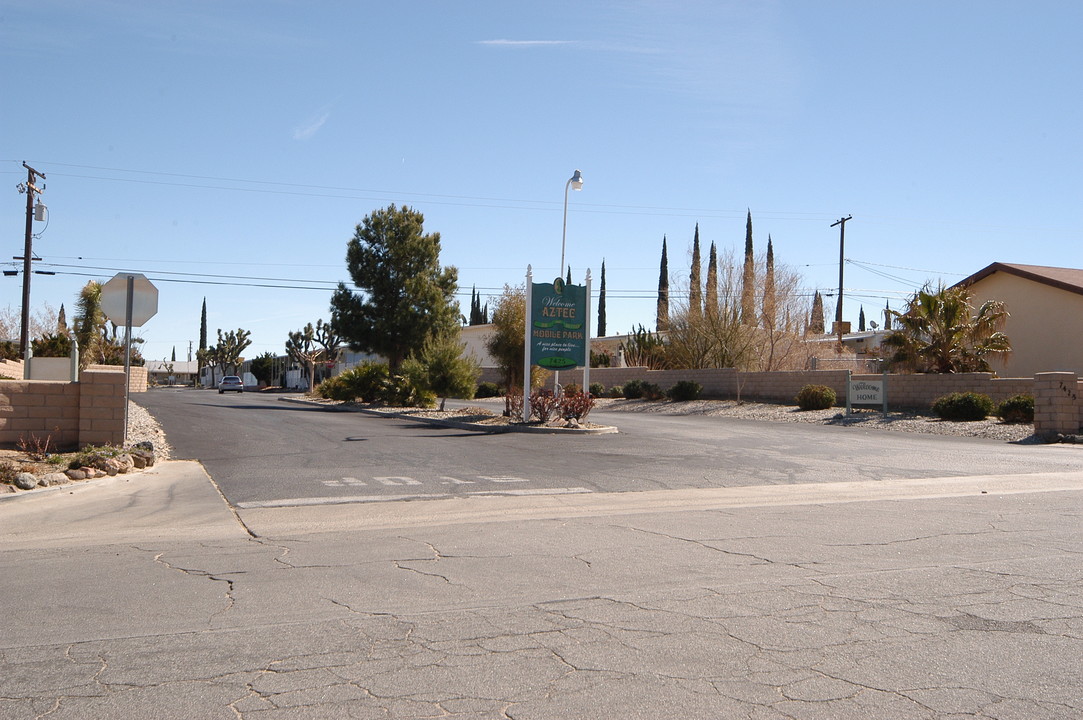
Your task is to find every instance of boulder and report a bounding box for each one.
[42,473,68,487]
[65,468,86,481]
[14,473,37,490]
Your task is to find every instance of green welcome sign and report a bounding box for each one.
[530,277,587,369]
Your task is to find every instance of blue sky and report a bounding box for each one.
[2,1,1081,363]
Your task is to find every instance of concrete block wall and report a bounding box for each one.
[0,359,147,393]
[0,380,80,447]
[0,370,127,449]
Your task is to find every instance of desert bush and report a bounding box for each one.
[996,394,1034,423]
[563,382,581,397]
[562,391,596,421]
[505,391,524,419]
[666,380,702,402]
[475,381,502,398]
[795,384,836,411]
[0,459,17,483]
[588,382,605,397]
[530,389,560,422]
[607,385,624,398]
[622,379,646,399]
[932,391,995,421]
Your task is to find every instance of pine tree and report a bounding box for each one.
[741,210,755,324]
[57,304,68,335]
[330,204,458,371]
[810,291,825,334]
[597,259,607,337]
[657,236,670,331]
[858,306,866,332]
[763,235,776,329]
[688,224,702,320]
[705,241,718,317]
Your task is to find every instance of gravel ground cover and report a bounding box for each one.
[312,396,1039,443]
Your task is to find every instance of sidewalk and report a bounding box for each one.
[2,461,1082,719]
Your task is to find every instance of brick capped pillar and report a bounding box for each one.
[1033,372,1080,436]
[78,370,127,447]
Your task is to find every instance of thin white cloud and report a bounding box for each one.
[293,106,332,141]
[476,39,574,47]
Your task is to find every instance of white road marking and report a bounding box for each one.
[440,476,475,484]
[374,476,423,486]
[469,487,592,496]
[478,476,530,483]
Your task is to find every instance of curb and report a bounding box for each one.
[0,459,171,503]
[278,397,619,434]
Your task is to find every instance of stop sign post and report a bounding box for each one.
[101,273,159,444]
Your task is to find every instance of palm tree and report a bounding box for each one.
[882,283,1011,373]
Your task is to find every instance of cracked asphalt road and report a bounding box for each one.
[2,456,1083,718]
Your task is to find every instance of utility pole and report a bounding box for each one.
[831,215,852,345]
[19,162,46,360]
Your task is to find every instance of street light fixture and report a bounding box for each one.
[559,169,583,279]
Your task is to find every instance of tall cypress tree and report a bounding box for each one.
[810,291,825,334]
[688,224,702,320]
[199,298,208,352]
[657,236,669,331]
[884,299,892,331]
[566,266,572,286]
[705,241,718,316]
[741,210,755,324]
[171,346,176,362]
[597,259,607,337]
[763,235,776,329]
[858,306,866,332]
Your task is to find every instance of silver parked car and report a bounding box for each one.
[218,376,244,393]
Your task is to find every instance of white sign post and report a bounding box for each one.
[101,273,159,444]
[846,371,888,415]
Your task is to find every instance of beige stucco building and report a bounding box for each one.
[956,263,1083,378]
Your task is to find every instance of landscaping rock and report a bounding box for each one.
[65,468,86,481]
[14,473,38,490]
[42,473,67,487]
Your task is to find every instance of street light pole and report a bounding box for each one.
[559,169,583,279]
[555,169,583,395]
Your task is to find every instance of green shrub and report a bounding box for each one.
[622,379,646,399]
[641,382,665,401]
[316,375,353,401]
[588,382,605,397]
[607,385,624,398]
[932,391,995,421]
[795,384,836,411]
[316,363,381,401]
[666,380,702,402]
[380,362,436,408]
[996,394,1034,423]
[563,382,581,397]
[476,381,502,398]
